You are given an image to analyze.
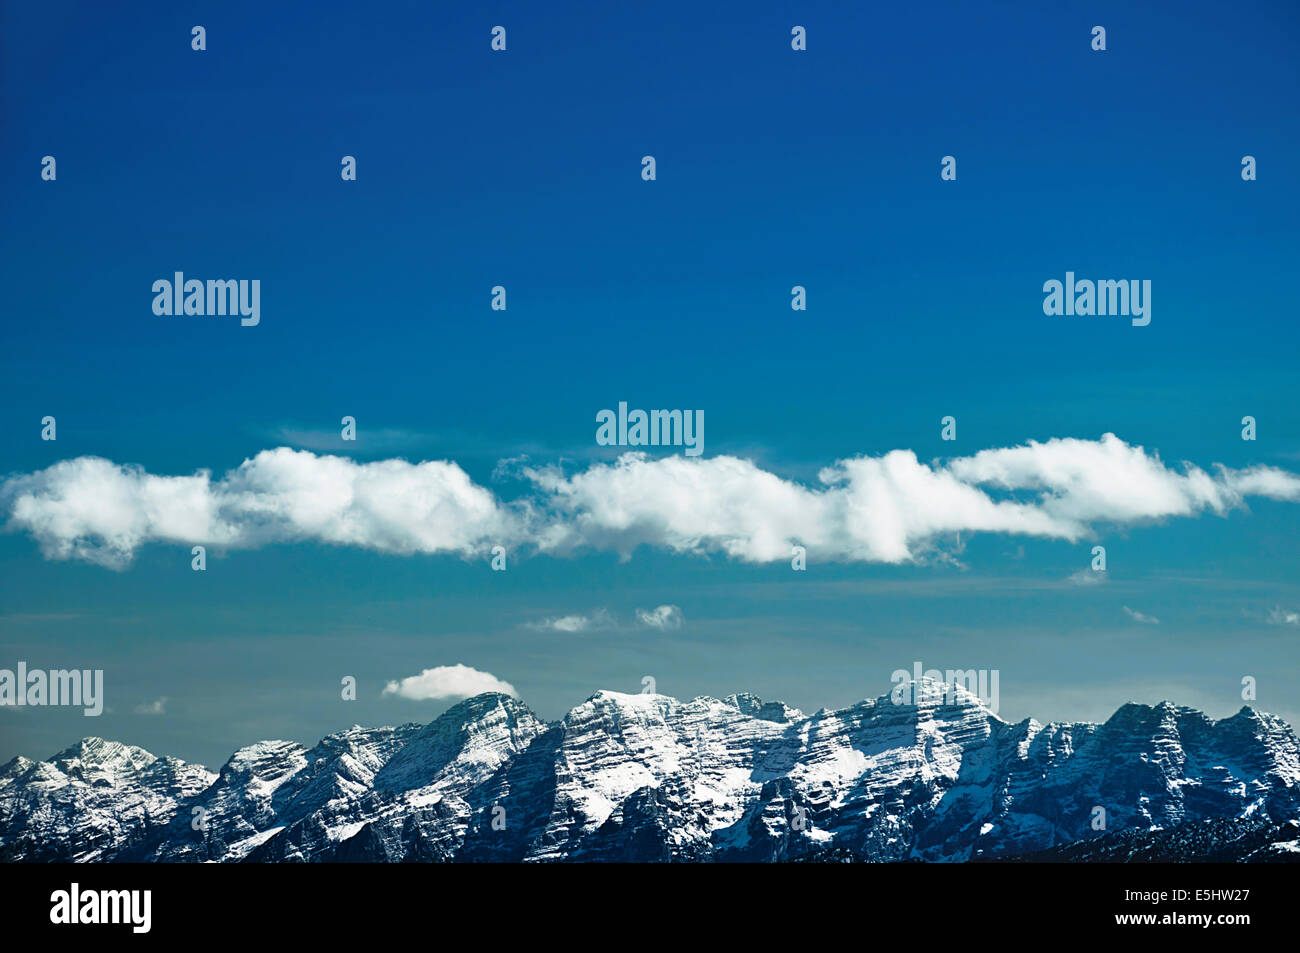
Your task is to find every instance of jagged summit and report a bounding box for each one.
[723,692,803,723]
[901,673,1000,707]
[441,691,527,717]
[2,686,1297,863]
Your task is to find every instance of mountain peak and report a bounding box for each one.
[587,688,661,703]
[878,676,999,718]
[49,737,158,778]
[723,692,804,723]
[371,692,545,796]
[437,691,528,722]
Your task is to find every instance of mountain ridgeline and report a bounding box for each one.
[2,680,1297,863]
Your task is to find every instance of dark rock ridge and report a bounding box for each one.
[988,816,1300,863]
[2,681,1297,863]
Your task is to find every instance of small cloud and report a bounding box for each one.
[526,609,613,633]
[1068,569,1107,587]
[539,614,591,632]
[382,664,516,701]
[1267,606,1300,626]
[636,604,684,631]
[133,697,167,715]
[1123,606,1159,625]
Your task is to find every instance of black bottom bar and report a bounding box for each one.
[0,861,1281,940]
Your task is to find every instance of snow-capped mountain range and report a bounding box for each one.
[2,679,1298,862]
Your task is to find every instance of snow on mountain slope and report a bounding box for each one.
[140,725,420,862]
[0,738,215,861]
[248,694,545,861]
[2,679,1297,863]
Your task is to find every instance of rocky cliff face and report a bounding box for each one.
[0,738,215,862]
[2,680,1298,862]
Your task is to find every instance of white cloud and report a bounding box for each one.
[2,457,230,567]
[524,434,1298,564]
[1123,606,1159,625]
[946,434,1236,525]
[1067,569,1107,586]
[527,609,613,632]
[537,614,592,632]
[636,604,684,630]
[5,435,1300,569]
[1,448,519,569]
[1267,606,1300,626]
[133,697,167,715]
[382,664,516,701]
[1223,467,1300,501]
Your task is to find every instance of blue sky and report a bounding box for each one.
[2,0,1298,768]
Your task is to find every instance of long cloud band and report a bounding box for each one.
[3,434,1298,569]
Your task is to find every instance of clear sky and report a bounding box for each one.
[2,0,1298,768]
